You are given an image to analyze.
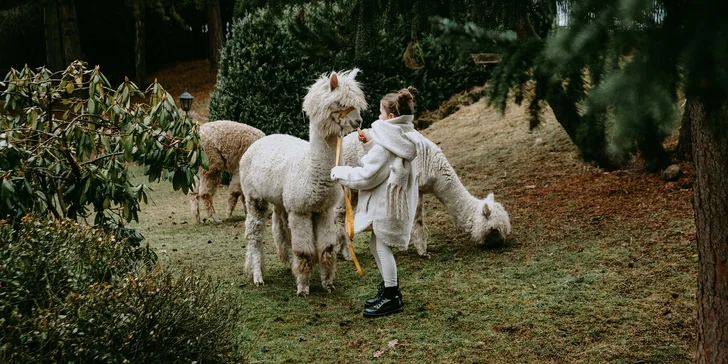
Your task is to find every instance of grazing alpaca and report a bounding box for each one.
[239,70,366,296]
[340,131,511,256]
[189,120,265,223]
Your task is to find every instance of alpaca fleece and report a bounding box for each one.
[239,69,367,296]
[189,120,264,223]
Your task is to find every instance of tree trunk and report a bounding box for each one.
[57,0,82,64]
[692,100,728,363]
[536,73,617,170]
[43,0,64,71]
[676,99,695,160]
[132,0,146,86]
[513,14,615,170]
[207,0,223,72]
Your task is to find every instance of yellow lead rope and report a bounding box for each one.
[336,136,364,276]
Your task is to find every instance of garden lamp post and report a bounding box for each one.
[179,90,193,117]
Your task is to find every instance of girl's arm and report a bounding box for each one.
[331,144,392,190]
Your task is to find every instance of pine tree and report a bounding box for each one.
[542,4,728,358]
[437,0,727,360]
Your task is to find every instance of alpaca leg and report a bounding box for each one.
[189,176,201,223]
[199,147,224,222]
[289,212,315,296]
[226,170,242,219]
[198,169,222,222]
[412,191,430,256]
[335,199,352,261]
[244,198,268,285]
[272,205,292,265]
[315,211,337,292]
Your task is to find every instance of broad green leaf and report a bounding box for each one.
[200,150,209,170]
[189,150,198,167]
[123,87,130,108]
[101,135,112,152]
[2,178,15,195]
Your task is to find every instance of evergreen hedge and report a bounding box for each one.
[209,3,487,138]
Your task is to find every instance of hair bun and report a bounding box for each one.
[406,86,418,98]
[397,87,416,105]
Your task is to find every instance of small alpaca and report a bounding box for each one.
[239,70,367,296]
[189,120,265,223]
[340,131,511,256]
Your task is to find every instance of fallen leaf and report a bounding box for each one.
[373,350,384,358]
[388,339,398,348]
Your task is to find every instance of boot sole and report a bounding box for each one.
[363,307,404,318]
[364,301,405,309]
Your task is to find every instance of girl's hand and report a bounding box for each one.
[358,131,370,143]
[331,167,342,181]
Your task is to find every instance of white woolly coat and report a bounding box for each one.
[331,115,426,250]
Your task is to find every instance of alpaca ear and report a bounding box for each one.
[482,203,491,219]
[329,72,339,91]
[486,193,495,203]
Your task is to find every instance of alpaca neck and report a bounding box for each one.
[429,163,479,231]
[306,125,338,193]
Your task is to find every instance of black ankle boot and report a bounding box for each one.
[364,281,385,308]
[363,286,403,318]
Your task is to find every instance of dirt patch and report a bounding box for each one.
[422,98,694,242]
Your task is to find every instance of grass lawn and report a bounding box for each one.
[130,83,696,362]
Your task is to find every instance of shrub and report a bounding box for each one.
[208,8,316,139]
[0,62,206,225]
[209,2,487,138]
[0,217,242,363]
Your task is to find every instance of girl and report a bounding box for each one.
[331,87,425,318]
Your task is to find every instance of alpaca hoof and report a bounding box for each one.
[296,287,309,297]
[323,284,335,293]
[418,251,431,259]
[253,276,265,286]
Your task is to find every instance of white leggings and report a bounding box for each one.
[369,233,398,287]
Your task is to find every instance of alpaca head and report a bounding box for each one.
[471,193,512,244]
[302,69,368,138]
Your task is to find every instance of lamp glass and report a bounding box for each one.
[179,90,194,112]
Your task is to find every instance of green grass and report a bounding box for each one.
[128,165,696,363]
[125,93,696,362]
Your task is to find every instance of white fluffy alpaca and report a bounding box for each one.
[239,70,367,296]
[189,120,265,223]
[340,131,511,256]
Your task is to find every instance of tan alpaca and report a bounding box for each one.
[189,120,264,223]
